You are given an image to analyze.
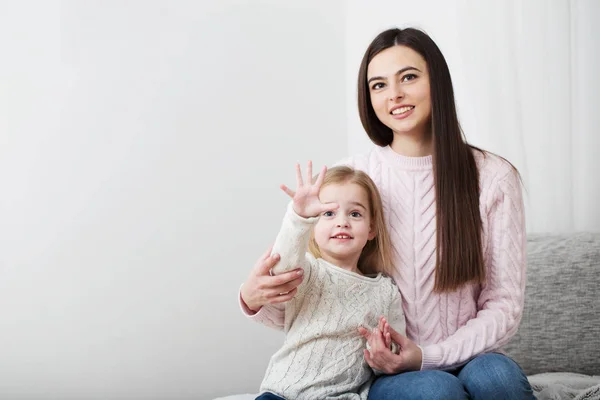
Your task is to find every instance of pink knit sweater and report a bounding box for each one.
[242,145,526,370]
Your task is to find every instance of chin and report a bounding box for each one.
[391,121,429,137]
[390,123,418,135]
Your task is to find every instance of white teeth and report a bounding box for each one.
[334,235,350,239]
[391,106,414,115]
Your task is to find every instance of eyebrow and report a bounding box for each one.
[349,201,367,210]
[367,66,422,84]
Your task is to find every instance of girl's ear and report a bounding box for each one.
[368,224,377,241]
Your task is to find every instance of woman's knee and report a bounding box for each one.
[368,370,467,400]
[458,353,535,400]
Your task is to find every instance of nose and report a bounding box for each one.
[336,215,350,228]
[389,81,404,102]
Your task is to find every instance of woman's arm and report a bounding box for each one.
[419,166,526,370]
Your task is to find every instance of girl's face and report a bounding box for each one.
[313,182,375,270]
[367,45,432,139]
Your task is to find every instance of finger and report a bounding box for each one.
[320,202,339,214]
[383,321,391,347]
[363,349,376,369]
[358,326,371,340]
[314,165,327,187]
[385,322,391,339]
[306,160,313,186]
[374,327,385,344]
[269,287,298,304]
[258,252,281,276]
[274,275,304,294]
[369,328,382,351]
[364,349,376,369]
[260,245,274,261]
[371,327,390,354]
[295,163,303,186]
[381,316,388,327]
[388,329,408,347]
[270,268,304,286]
[280,184,296,199]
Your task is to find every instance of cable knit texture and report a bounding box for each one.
[248,204,405,399]
[243,145,526,372]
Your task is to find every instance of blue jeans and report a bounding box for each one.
[255,393,285,400]
[368,353,535,400]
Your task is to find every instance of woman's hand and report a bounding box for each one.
[240,246,304,313]
[280,161,338,219]
[358,316,423,374]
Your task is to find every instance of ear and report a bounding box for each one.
[368,224,377,241]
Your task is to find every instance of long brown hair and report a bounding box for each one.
[308,166,394,276]
[357,27,484,292]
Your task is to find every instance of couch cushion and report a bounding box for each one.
[503,232,600,376]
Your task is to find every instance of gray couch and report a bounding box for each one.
[504,232,600,398]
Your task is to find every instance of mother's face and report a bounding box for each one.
[366,45,432,138]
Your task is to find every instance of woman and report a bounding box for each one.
[240,27,535,399]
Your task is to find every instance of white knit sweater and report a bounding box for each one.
[255,204,405,400]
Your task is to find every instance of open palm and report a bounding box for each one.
[280,161,338,219]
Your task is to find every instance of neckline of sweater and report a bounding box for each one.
[378,145,433,171]
[317,258,385,283]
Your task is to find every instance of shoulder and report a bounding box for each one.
[375,273,399,294]
[472,148,521,191]
[332,147,386,175]
[472,148,524,210]
[472,148,516,180]
[376,275,403,309]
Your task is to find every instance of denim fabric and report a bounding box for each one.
[368,353,536,400]
[255,392,286,400]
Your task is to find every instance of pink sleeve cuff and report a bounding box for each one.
[419,345,443,370]
[238,286,259,316]
[238,284,285,330]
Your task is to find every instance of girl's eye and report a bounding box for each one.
[350,212,362,218]
[402,73,417,82]
[323,211,334,217]
[371,82,385,90]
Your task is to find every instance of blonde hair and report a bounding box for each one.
[308,166,394,276]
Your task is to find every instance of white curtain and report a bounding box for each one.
[346,0,600,233]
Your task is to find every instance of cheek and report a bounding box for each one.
[364,220,376,239]
[416,83,431,104]
[370,94,387,116]
[313,223,328,241]
[357,221,374,238]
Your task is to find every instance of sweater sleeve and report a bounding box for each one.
[419,167,526,370]
[270,202,317,275]
[238,203,317,330]
[388,290,406,337]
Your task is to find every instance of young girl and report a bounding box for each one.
[245,162,406,400]
[242,27,535,399]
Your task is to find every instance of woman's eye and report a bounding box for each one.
[323,211,334,217]
[402,73,417,82]
[350,212,362,218]
[371,82,385,90]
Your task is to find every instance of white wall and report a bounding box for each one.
[0,1,346,399]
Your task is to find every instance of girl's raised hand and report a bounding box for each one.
[280,161,338,218]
